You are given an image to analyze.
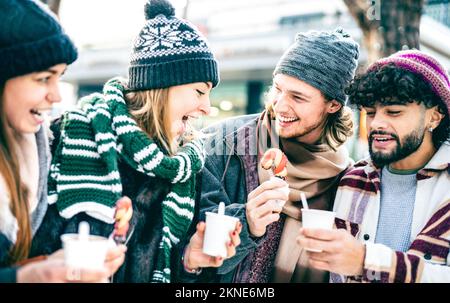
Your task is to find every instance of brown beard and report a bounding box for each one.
[369,126,426,167]
[276,112,327,140]
[368,109,427,167]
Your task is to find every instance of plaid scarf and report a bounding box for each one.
[48,77,205,282]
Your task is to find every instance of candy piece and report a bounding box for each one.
[273,154,288,175]
[116,197,132,209]
[276,167,288,178]
[113,198,133,243]
[115,222,129,237]
[116,208,133,230]
[261,148,288,178]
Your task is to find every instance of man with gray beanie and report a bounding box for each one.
[180,29,360,283]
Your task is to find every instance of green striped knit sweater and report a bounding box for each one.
[48,77,205,283]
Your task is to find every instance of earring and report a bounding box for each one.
[429,127,434,133]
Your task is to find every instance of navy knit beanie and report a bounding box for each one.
[0,0,78,83]
[274,28,359,104]
[128,0,219,91]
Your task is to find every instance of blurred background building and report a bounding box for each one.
[50,0,450,160]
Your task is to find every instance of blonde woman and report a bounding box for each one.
[31,0,241,283]
[0,0,125,282]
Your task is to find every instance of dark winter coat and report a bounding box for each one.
[30,119,199,282]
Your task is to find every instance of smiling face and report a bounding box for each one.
[167,81,212,141]
[2,63,67,134]
[270,74,341,144]
[364,102,436,166]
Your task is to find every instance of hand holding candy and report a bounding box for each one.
[261,148,288,178]
[260,148,290,209]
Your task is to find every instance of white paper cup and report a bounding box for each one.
[203,212,239,258]
[61,234,110,270]
[301,209,336,252]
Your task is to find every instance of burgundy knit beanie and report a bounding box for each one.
[368,50,450,115]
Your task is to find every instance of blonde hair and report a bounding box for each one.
[265,88,354,151]
[125,89,177,155]
[0,84,32,264]
[126,87,205,157]
[320,105,354,151]
[126,85,204,156]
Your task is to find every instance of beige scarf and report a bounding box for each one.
[256,111,351,282]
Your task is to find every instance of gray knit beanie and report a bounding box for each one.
[128,0,219,91]
[274,28,359,104]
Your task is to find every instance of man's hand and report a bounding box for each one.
[296,228,366,276]
[184,221,242,270]
[246,178,288,237]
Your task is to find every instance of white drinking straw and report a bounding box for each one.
[218,202,225,215]
[300,192,309,210]
[78,221,90,242]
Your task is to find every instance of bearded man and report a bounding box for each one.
[298,50,450,283]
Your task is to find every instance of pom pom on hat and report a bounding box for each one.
[129,0,219,90]
[144,0,175,20]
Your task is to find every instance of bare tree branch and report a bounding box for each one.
[344,0,424,64]
[379,0,423,55]
[343,0,374,32]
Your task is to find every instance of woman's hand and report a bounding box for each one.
[104,244,127,277]
[16,259,109,283]
[17,244,126,282]
[47,249,64,260]
[50,243,127,277]
[183,221,242,271]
